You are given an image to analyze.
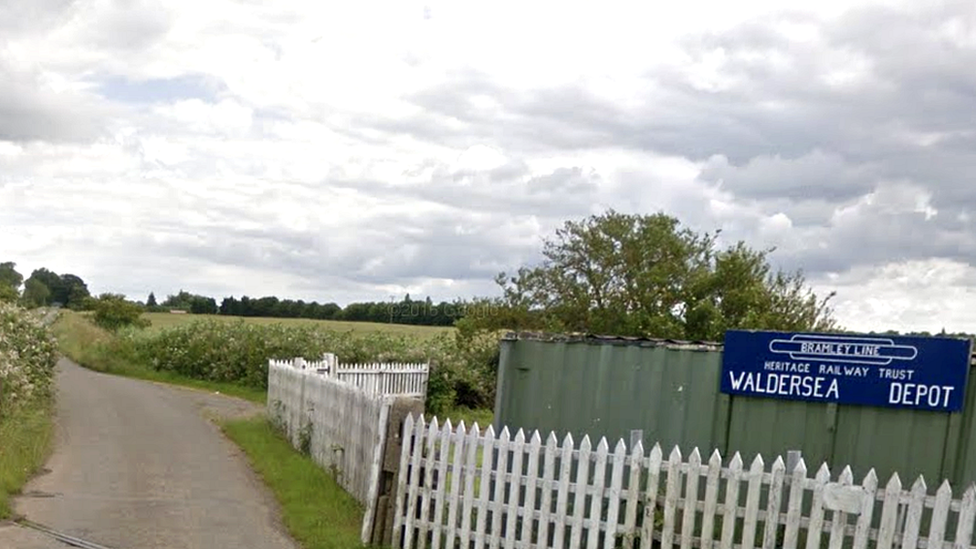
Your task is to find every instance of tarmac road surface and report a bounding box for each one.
[0,358,298,549]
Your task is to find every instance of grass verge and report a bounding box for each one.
[0,398,54,518]
[53,311,266,404]
[222,416,368,549]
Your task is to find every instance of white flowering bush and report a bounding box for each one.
[0,302,58,413]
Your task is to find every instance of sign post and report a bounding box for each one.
[721,331,972,412]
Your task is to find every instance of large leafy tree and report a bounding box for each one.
[25,268,63,305]
[21,269,90,308]
[60,274,91,308]
[491,210,838,341]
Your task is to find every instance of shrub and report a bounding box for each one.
[91,294,150,331]
[0,302,58,414]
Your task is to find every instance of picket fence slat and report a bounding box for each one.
[553,433,574,549]
[444,421,466,548]
[588,438,611,549]
[807,464,831,549]
[519,432,542,548]
[662,445,681,549]
[505,429,525,549]
[603,439,627,548]
[956,486,976,549]
[763,457,786,549]
[641,444,662,549]
[622,440,644,548]
[904,476,928,549]
[854,470,880,549]
[783,459,808,549]
[878,474,903,549]
[403,415,426,549]
[569,435,592,549]
[431,419,451,549]
[459,424,480,549]
[474,425,496,549]
[930,481,954,549]
[828,467,854,549]
[538,432,559,548]
[700,450,721,549]
[392,414,415,548]
[742,455,764,549]
[390,415,976,549]
[418,418,438,549]
[490,427,511,549]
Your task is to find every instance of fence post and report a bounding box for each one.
[372,396,426,546]
[630,429,644,450]
[323,353,337,377]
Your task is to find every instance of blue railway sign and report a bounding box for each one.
[721,331,972,412]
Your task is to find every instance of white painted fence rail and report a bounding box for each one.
[269,354,429,398]
[267,360,394,543]
[392,414,976,549]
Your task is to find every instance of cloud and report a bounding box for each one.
[4,0,976,333]
[0,62,112,142]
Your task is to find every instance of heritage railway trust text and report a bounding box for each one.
[724,360,956,408]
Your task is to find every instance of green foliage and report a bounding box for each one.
[0,284,17,304]
[147,291,158,308]
[91,293,151,331]
[118,317,497,414]
[20,268,90,308]
[21,277,50,308]
[189,295,218,314]
[491,210,838,340]
[0,262,23,295]
[130,319,428,389]
[0,302,58,414]
[54,312,267,403]
[61,274,91,309]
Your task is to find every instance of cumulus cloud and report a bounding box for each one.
[3,0,976,332]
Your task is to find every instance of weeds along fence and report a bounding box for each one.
[266,357,425,544]
[392,413,976,549]
[269,354,429,398]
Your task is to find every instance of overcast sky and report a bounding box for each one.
[2,0,975,333]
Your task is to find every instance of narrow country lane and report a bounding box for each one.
[0,359,299,549]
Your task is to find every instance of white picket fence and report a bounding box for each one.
[269,354,429,398]
[392,414,976,549]
[267,360,396,543]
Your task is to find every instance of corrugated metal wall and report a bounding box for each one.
[493,334,976,486]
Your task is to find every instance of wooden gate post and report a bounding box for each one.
[371,396,425,546]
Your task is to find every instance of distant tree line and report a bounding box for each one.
[145,290,471,326]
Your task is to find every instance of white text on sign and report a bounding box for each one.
[888,383,954,408]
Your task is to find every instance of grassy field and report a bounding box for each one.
[141,311,454,338]
[0,399,54,518]
[222,417,369,549]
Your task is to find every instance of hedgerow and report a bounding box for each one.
[0,303,58,414]
[124,319,499,414]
